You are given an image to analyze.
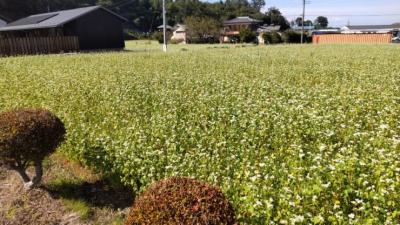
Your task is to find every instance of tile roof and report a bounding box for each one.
[257,25,281,32]
[223,17,261,25]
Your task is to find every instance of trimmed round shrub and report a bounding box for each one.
[125,177,237,225]
[0,108,66,188]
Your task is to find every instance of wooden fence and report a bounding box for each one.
[0,36,79,56]
[313,33,392,44]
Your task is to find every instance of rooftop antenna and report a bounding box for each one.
[162,0,167,52]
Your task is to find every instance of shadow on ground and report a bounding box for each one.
[43,178,134,210]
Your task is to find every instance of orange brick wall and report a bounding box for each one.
[313,33,392,44]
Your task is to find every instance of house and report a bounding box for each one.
[156,24,186,43]
[257,25,281,44]
[341,24,400,34]
[257,24,280,33]
[221,16,261,42]
[309,24,400,44]
[311,29,341,35]
[171,24,186,43]
[312,33,393,44]
[0,6,127,55]
[291,24,315,32]
[156,25,173,32]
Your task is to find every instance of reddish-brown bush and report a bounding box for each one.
[125,177,237,225]
[0,108,66,188]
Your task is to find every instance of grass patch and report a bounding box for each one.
[63,199,92,220]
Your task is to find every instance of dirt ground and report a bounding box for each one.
[0,154,133,225]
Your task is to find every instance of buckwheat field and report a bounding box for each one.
[1,43,399,224]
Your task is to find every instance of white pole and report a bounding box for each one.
[162,0,167,52]
[301,0,305,44]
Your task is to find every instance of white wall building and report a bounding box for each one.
[171,24,186,43]
[341,25,400,34]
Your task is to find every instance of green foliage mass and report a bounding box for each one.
[239,28,257,43]
[314,16,329,29]
[262,32,282,45]
[185,16,221,44]
[0,0,285,32]
[0,43,399,224]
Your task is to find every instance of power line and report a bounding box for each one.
[286,14,400,17]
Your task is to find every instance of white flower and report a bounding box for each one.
[348,213,355,219]
[312,195,318,202]
[292,215,305,223]
[322,182,331,188]
[279,219,288,224]
[379,124,389,130]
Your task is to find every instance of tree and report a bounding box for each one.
[239,27,257,43]
[295,17,303,26]
[263,7,290,31]
[0,109,66,189]
[0,0,289,33]
[185,16,221,43]
[262,31,282,44]
[304,20,313,26]
[251,0,265,12]
[282,30,302,43]
[315,16,328,29]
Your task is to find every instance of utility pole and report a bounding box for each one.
[301,0,305,44]
[162,0,167,52]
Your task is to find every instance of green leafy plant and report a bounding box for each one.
[239,28,257,43]
[262,31,282,44]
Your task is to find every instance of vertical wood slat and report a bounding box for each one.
[313,33,392,44]
[0,36,79,56]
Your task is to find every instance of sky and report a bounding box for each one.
[264,0,400,27]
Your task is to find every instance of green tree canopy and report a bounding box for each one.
[263,7,290,31]
[0,0,290,32]
[315,16,328,28]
